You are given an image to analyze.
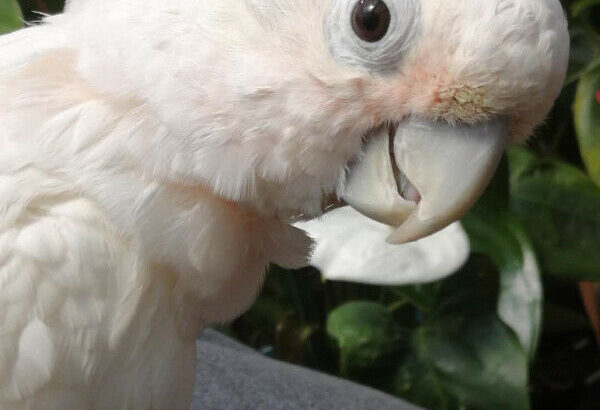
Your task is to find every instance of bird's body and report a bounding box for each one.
[0,0,568,408]
[0,15,311,408]
[0,163,303,409]
[0,176,197,409]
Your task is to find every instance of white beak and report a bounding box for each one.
[340,117,508,243]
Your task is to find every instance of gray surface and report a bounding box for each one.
[191,330,421,410]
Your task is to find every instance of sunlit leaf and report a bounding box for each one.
[296,207,469,286]
[574,69,600,186]
[463,157,542,357]
[0,0,22,34]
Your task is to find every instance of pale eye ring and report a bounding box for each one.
[351,0,391,43]
[326,0,421,73]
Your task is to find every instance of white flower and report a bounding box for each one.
[295,207,469,285]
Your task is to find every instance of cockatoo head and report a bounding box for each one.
[70,0,568,242]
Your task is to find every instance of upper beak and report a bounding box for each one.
[339,116,508,244]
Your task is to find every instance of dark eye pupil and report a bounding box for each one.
[351,0,391,43]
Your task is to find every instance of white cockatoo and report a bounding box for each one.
[0,0,568,408]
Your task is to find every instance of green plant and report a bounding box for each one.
[0,0,22,34]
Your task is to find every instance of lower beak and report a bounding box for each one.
[339,116,508,243]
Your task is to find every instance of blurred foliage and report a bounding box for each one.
[575,69,600,185]
[395,262,529,410]
[0,0,22,34]
[462,156,542,358]
[509,147,600,279]
[4,0,600,409]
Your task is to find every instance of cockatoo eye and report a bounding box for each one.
[326,0,420,73]
[351,0,391,43]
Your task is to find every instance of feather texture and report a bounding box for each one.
[0,0,568,408]
[0,23,311,409]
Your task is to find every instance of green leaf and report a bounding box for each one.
[0,0,22,34]
[496,228,541,358]
[508,147,600,280]
[574,69,600,186]
[397,318,528,410]
[327,301,405,389]
[462,158,542,358]
[394,267,530,410]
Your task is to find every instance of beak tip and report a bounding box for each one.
[386,215,428,244]
[385,235,411,245]
[386,212,458,244]
[341,116,508,243]
[386,229,414,244]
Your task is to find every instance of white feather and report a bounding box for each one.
[0,0,568,408]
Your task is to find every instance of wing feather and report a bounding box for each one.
[0,169,131,408]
